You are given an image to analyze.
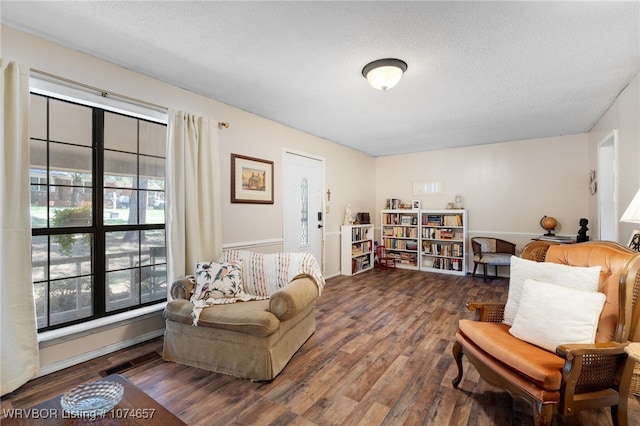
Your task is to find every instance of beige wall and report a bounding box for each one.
[588,72,640,241]
[2,25,374,373]
[4,22,638,375]
[375,133,591,258]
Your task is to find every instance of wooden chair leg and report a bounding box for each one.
[452,341,464,387]
[472,262,478,278]
[483,264,488,282]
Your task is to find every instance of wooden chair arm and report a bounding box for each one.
[466,302,506,323]
[495,239,516,255]
[556,342,628,397]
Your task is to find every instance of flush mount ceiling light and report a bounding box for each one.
[362,58,408,92]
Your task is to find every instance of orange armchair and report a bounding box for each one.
[453,241,640,425]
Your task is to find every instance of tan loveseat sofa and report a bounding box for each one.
[453,241,640,425]
[163,274,320,381]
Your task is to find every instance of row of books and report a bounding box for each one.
[421,228,463,240]
[383,227,418,238]
[386,251,418,266]
[422,241,464,257]
[350,227,372,242]
[351,241,372,256]
[382,213,418,225]
[352,256,371,274]
[421,214,463,227]
[384,239,418,251]
[429,257,463,271]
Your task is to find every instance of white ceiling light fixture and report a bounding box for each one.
[362,58,408,92]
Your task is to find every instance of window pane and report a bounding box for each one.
[140,155,165,182]
[30,197,48,228]
[50,276,92,326]
[141,231,165,267]
[141,264,166,304]
[104,151,137,187]
[106,231,139,271]
[50,233,92,278]
[49,99,92,146]
[32,235,48,282]
[30,94,47,140]
[30,139,47,171]
[106,270,140,312]
[141,190,164,224]
[49,143,92,186]
[139,120,166,157]
[104,112,137,153]
[34,281,47,329]
[50,204,92,228]
[103,190,138,226]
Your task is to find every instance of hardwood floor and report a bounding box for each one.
[3,269,639,425]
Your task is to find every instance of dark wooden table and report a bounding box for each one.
[3,374,186,425]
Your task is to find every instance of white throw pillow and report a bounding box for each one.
[503,256,601,325]
[509,279,606,352]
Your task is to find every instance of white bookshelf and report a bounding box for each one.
[380,210,419,270]
[341,224,374,275]
[419,209,467,275]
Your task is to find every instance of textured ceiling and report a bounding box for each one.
[2,1,639,157]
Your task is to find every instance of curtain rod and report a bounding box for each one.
[30,68,230,129]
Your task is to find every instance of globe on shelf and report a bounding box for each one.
[540,215,558,236]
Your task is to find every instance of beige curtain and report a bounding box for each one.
[1,60,39,395]
[166,111,223,286]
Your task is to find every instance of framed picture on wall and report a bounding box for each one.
[231,154,274,204]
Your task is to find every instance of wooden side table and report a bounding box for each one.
[618,342,640,426]
[3,374,186,425]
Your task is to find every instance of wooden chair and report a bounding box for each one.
[471,237,516,282]
[453,241,640,425]
[375,245,396,270]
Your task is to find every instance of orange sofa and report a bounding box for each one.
[452,240,640,425]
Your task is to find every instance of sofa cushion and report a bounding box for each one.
[458,319,564,390]
[544,243,632,342]
[473,253,511,265]
[503,256,601,326]
[509,279,606,352]
[164,299,279,337]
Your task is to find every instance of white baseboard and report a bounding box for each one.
[36,328,165,378]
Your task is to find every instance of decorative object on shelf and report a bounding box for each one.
[589,170,597,195]
[620,188,640,252]
[577,218,590,243]
[344,204,355,225]
[231,154,274,204]
[540,215,558,236]
[454,194,464,209]
[356,212,370,224]
[412,200,421,210]
[361,58,407,92]
[391,198,401,209]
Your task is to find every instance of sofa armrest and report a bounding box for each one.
[466,302,505,323]
[269,276,319,321]
[170,277,196,300]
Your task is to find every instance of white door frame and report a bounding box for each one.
[597,129,618,242]
[282,148,325,269]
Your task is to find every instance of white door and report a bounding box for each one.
[283,151,324,266]
[598,131,617,241]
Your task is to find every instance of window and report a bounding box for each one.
[29,92,167,331]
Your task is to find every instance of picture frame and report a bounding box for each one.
[231,154,274,204]
[412,200,421,210]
